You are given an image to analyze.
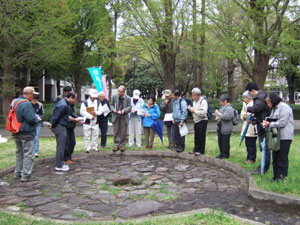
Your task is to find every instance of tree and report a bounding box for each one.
[65,0,112,101]
[122,0,189,90]
[230,0,300,89]
[277,25,300,104]
[0,0,72,119]
[124,61,164,98]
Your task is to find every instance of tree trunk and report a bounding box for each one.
[227,58,235,103]
[160,48,176,90]
[286,74,295,104]
[74,78,82,102]
[252,50,270,90]
[1,45,16,121]
[198,0,206,90]
[192,0,198,86]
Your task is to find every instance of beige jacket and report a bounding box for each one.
[240,101,257,137]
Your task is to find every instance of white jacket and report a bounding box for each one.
[240,101,257,137]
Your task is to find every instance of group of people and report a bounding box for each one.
[10,82,294,182]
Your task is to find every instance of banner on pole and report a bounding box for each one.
[102,75,108,99]
[88,67,103,92]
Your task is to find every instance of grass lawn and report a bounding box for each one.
[0,132,299,225]
[0,210,245,225]
[1,133,300,197]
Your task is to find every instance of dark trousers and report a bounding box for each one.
[245,137,257,161]
[194,120,208,154]
[217,130,231,158]
[258,133,270,173]
[272,140,292,180]
[64,128,76,161]
[99,119,108,147]
[113,115,127,148]
[53,124,67,168]
[174,122,185,151]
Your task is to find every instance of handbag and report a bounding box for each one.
[266,127,280,151]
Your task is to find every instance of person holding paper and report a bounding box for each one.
[172,90,188,153]
[128,90,144,148]
[96,92,111,148]
[64,93,83,164]
[31,95,44,158]
[110,86,131,152]
[80,89,100,153]
[160,89,175,149]
[141,95,160,149]
[215,94,234,159]
[188,87,208,156]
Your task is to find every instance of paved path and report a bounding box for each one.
[1,153,299,223]
[2,120,300,138]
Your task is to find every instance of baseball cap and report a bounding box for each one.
[163,90,172,97]
[89,89,98,98]
[133,90,141,99]
[23,86,39,95]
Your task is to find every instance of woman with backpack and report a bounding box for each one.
[215,94,234,159]
[141,95,160,149]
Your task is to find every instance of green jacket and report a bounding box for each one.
[13,96,39,136]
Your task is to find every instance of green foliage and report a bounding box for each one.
[125,61,164,98]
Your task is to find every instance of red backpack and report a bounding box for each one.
[6,99,29,134]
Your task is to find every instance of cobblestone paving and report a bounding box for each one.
[0,154,300,224]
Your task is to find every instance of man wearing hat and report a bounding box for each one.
[160,90,175,149]
[80,89,100,153]
[128,89,144,148]
[11,86,40,182]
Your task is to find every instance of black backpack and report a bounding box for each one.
[232,107,240,126]
[179,98,193,117]
[200,99,213,120]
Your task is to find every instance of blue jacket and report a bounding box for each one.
[13,96,39,136]
[51,98,70,128]
[141,104,160,127]
[173,97,188,123]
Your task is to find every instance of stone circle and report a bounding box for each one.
[0,151,300,224]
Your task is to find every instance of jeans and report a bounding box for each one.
[34,123,42,154]
[272,140,292,180]
[14,137,35,178]
[194,120,208,154]
[258,133,270,173]
[245,137,257,161]
[53,124,67,168]
[64,128,76,161]
[99,119,108,147]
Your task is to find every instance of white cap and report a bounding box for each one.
[133,90,141,100]
[89,89,98,98]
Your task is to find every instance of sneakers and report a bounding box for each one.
[21,176,36,182]
[113,147,119,152]
[35,153,39,158]
[93,149,99,152]
[194,152,201,156]
[55,164,69,172]
[86,150,90,153]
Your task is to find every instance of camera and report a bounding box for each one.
[251,116,260,125]
[265,117,278,122]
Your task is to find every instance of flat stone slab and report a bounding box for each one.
[0,154,299,225]
[118,200,164,218]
